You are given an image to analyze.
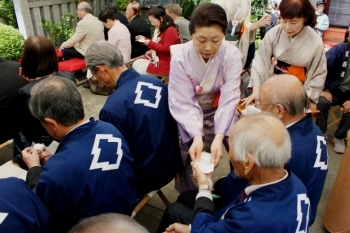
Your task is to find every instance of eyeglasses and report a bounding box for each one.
[255,99,275,108]
[76,8,85,11]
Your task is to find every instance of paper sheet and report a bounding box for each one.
[0,161,27,180]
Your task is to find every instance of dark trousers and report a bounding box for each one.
[62,47,84,60]
[156,202,193,233]
[243,42,255,70]
[156,186,225,233]
[316,95,350,139]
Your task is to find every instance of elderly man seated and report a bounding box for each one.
[219,75,328,227]
[157,112,310,233]
[22,77,136,233]
[60,1,104,60]
[85,41,182,197]
[165,4,191,43]
[316,41,350,154]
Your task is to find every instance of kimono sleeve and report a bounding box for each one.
[168,54,204,142]
[214,47,242,136]
[249,27,276,87]
[148,27,178,54]
[304,44,327,103]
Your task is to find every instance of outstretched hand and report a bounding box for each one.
[191,161,213,187]
[189,136,203,162]
[241,92,259,106]
[211,134,224,167]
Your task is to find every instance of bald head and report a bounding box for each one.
[231,112,291,168]
[68,213,149,233]
[260,75,308,117]
[78,2,91,10]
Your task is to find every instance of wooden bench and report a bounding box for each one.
[58,58,87,85]
[328,106,342,130]
[132,189,170,218]
[323,27,347,46]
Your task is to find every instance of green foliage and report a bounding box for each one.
[251,0,268,50]
[42,13,76,46]
[251,0,268,23]
[115,0,130,12]
[181,0,210,20]
[0,0,17,28]
[0,24,24,60]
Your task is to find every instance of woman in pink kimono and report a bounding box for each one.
[169,2,242,192]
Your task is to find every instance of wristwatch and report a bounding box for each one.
[198,184,213,191]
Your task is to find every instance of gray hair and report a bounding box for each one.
[79,2,93,14]
[85,41,125,73]
[232,112,291,168]
[263,75,309,116]
[166,4,182,16]
[68,213,149,233]
[29,76,85,127]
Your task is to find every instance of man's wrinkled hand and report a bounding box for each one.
[191,161,213,188]
[321,91,332,103]
[22,147,41,169]
[343,100,350,113]
[164,223,190,233]
[39,146,52,165]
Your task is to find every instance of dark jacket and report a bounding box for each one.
[127,15,152,58]
[324,42,348,90]
[18,72,76,144]
[0,58,29,144]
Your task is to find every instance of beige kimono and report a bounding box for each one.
[249,25,327,103]
[211,0,255,66]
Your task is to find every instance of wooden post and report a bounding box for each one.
[13,0,34,39]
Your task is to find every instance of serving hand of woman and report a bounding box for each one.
[189,136,203,162]
[211,134,224,167]
[241,88,259,106]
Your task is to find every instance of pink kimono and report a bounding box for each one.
[169,40,242,192]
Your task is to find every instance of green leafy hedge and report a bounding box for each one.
[0,24,24,61]
[0,0,17,28]
[42,13,75,46]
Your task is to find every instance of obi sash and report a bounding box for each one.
[195,93,217,110]
[273,59,307,83]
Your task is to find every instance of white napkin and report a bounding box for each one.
[196,152,214,173]
[242,105,261,116]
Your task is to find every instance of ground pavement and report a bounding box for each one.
[0,85,342,233]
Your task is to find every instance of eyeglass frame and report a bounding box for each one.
[254,96,286,110]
